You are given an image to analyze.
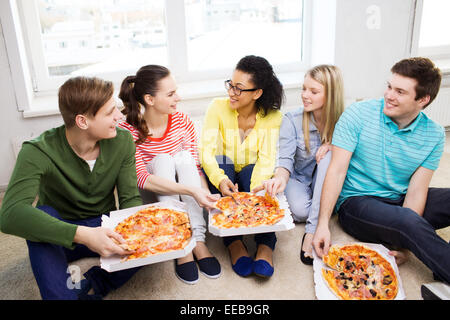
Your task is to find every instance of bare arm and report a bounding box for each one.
[143,174,190,195]
[402,166,434,216]
[313,145,353,258]
[143,174,219,210]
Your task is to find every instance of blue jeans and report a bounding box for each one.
[204,155,277,250]
[26,205,141,300]
[338,188,450,284]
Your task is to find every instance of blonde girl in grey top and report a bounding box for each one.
[254,65,345,264]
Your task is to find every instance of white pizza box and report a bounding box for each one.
[312,242,406,300]
[208,191,295,237]
[100,199,196,273]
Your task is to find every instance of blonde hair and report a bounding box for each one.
[302,65,345,153]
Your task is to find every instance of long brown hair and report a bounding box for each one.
[302,65,344,153]
[119,65,170,144]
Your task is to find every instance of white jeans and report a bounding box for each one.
[146,150,206,242]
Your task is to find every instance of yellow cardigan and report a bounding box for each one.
[200,97,282,191]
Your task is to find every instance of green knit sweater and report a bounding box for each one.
[0,125,142,249]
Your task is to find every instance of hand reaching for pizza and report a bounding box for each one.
[252,177,287,198]
[218,178,239,197]
[312,223,331,258]
[74,226,133,257]
[191,187,221,210]
[252,167,290,197]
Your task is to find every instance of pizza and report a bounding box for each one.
[114,206,192,261]
[321,244,398,300]
[212,192,285,228]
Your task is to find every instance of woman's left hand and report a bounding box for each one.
[315,143,331,163]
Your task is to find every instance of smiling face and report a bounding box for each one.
[145,75,180,114]
[301,74,326,113]
[85,96,123,140]
[227,69,262,111]
[383,73,430,128]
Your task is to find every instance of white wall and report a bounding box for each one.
[334,0,416,100]
[0,25,63,190]
[0,1,421,190]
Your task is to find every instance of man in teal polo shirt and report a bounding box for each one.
[0,77,143,299]
[313,57,450,293]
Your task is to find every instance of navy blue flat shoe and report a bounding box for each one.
[195,256,222,279]
[175,260,199,285]
[232,256,254,277]
[253,259,274,278]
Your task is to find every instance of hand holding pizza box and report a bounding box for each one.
[100,200,196,272]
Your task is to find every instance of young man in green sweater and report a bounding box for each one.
[0,77,143,299]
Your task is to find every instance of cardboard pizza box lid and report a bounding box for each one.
[312,242,406,300]
[100,199,196,273]
[208,191,295,237]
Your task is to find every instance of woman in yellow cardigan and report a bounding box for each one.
[200,55,284,278]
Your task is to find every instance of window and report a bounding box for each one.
[184,0,304,72]
[21,0,168,92]
[416,0,450,59]
[16,0,308,95]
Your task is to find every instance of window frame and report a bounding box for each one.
[2,0,312,114]
[21,0,311,92]
[411,0,450,60]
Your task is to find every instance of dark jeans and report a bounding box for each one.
[26,205,140,300]
[204,155,277,251]
[338,188,450,284]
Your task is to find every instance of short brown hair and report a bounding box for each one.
[58,76,114,128]
[391,57,441,108]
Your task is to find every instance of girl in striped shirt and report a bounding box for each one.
[118,65,221,284]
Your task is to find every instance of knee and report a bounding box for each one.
[153,153,174,164]
[286,197,310,222]
[394,210,427,234]
[174,150,196,166]
[150,153,176,175]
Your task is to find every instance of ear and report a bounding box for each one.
[74,114,89,130]
[143,94,155,106]
[252,88,263,101]
[418,95,431,109]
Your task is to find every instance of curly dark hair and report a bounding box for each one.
[235,55,285,116]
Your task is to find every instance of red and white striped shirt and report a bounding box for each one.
[118,112,202,189]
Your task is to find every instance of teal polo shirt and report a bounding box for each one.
[332,98,445,210]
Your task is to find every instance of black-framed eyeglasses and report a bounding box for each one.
[224,80,258,96]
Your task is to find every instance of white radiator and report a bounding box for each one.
[424,87,450,128]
